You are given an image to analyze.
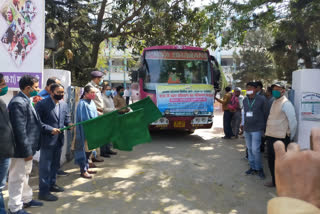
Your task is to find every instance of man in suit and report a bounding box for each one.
[0,73,15,214]
[8,75,43,214]
[37,77,69,177]
[35,83,72,201]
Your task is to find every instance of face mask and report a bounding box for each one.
[105,91,112,96]
[53,94,64,100]
[30,88,38,97]
[87,93,96,100]
[246,90,254,95]
[0,86,8,96]
[272,90,281,99]
[99,80,103,85]
[120,92,124,96]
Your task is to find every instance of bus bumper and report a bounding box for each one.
[150,116,213,130]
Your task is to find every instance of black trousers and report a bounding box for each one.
[126,97,130,105]
[266,135,290,185]
[223,110,234,138]
[100,143,112,155]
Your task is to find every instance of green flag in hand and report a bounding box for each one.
[112,108,151,151]
[82,111,118,150]
[129,96,162,124]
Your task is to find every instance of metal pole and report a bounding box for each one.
[124,49,127,88]
[108,40,112,85]
[52,52,55,69]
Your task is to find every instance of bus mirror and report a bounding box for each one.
[130,70,138,82]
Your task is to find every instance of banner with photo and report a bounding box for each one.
[0,0,44,89]
[156,84,214,115]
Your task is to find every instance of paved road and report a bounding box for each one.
[3,115,275,214]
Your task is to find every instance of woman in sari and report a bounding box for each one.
[74,85,98,179]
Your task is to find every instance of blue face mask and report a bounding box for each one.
[99,79,103,85]
[105,90,112,96]
[272,90,281,99]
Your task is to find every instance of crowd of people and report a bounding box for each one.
[215,81,297,185]
[0,71,131,214]
[1,72,320,213]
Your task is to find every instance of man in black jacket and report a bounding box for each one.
[0,73,15,214]
[8,75,43,214]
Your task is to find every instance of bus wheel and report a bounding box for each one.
[187,129,195,134]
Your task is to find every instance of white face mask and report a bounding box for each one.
[246,90,254,95]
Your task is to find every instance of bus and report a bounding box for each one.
[131,45,221,132]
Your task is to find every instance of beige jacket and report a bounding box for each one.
[268,197,320,214]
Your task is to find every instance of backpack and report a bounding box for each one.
[228,94,240,112]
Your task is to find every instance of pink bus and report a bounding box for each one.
[131,45,221,132]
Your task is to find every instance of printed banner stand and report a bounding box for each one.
[0,0,45,89]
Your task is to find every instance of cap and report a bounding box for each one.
[91,71,104,77]
[273,82,285,89]
[234,87,241,92]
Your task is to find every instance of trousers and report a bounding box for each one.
[8,158,33,212]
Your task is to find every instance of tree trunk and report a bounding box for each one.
[90,0,107,68]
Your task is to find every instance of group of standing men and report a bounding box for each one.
[216,81,297,186]
[0,70,129,214]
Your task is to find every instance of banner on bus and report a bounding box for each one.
[156,84,214,115]
[145,50,208,61]
[0,0,45,89]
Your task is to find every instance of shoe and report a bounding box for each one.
[101,154,111,158]
[87,170,97,174]
[245,168,257,175]
[221,136,231,139]
[50,184,64,192]
[57,170,69,176]
[264,181,275,187]
[89,163,97,168]
[107,150,117,155]
[80,172,92,179]
[38,193,58,201]
[257,170,266,180]
[23,200,43,208]
[8,209,31,214]
[92,157,104,162]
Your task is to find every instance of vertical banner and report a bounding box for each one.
[0,0,44,89]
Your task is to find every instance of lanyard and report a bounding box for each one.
[247,98,256,111]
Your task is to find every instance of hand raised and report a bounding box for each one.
[274,128,320,208]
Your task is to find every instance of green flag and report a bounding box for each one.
[82,111,118,150]
[74,96,162,151]
[129,96,162,124]
[112,108,151,151]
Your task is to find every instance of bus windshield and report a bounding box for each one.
[143,50,211,91]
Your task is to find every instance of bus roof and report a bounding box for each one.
[143,45,206,53]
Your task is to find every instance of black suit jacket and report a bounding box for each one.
[0,98,15,158]
[35,97,71,148]
[8,92,41,158]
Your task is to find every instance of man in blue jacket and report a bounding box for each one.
[0,73,15,214]
[35,83,72,201]
[8,75,43,214]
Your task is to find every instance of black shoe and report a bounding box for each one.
[245,168,257,175]
[23,200,43,208]
[57,170,69,176]
[38,193,58,201]
[101,154,111,158]
[50,184,64,192]
[107,150,117,155]
[221,136,231,139]
[257,170,266,180]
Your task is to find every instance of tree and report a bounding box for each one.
[44,0,221,85]
[233,29,277,88]
[208,0,320,83]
